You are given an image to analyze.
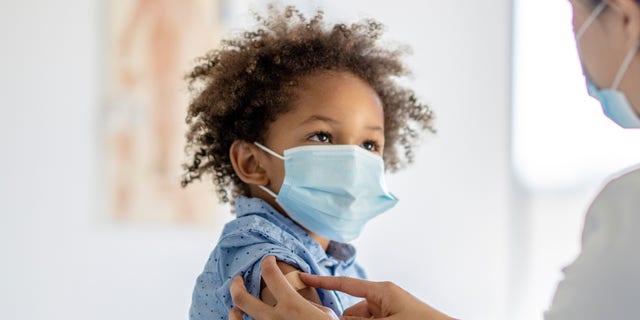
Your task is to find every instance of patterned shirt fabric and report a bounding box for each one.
[189,196,366,320]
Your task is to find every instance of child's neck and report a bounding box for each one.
[308,232,330,251]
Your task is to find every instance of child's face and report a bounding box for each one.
[256,70,385,198]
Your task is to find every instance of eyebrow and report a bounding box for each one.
[301,115,337,125]
[301,115,383,131]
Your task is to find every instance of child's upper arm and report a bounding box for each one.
[260,261,322,306]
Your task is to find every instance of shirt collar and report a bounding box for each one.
[325,241,357,267]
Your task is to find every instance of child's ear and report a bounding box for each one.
[230,140,269,186]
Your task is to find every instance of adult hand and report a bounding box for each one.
[229,255,455,320]
[300,273,456,320]
[229,256,339,320]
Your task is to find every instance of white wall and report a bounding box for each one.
[0,0,513,319]
[330,1,513,319]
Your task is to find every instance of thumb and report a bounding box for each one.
[228,307,244,320]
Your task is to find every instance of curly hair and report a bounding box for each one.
[182,5,435,203]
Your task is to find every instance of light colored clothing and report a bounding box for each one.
[545,165,640,320]
[189,196,366,320]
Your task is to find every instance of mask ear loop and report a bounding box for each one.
[257,184,278,199]
[576,2,607,41]
[611,41,640,89]
[253,142,283,198]
[575,2,607,83]
[254,142,285,160]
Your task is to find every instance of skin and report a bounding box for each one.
[229,256,455,320]
[571,0,640,112]
[228,1,640,319]
[229,256,339,320]
[228,70,386,306]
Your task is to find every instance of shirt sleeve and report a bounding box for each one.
[545,170,640,320]
[189,223,312,320]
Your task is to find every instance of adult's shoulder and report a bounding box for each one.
[588,164,640,220]
[599,164,640,192]
[584,164,640,238]
[546,165,640,319]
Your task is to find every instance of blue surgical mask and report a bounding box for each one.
[576,2,640,128]
[254,142,398,243]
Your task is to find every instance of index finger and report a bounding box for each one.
[260,256,306,303]
[299,273,381,299]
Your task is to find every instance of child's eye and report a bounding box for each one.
[362,140,378,152]
[308,132,332,143]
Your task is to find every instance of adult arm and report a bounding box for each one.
[301,273,456,320]
[230,255,455,320]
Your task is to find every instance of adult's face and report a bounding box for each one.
[571,0,636,86]
[570,0,640,114]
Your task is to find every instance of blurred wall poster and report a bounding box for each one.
[103,0,225,224]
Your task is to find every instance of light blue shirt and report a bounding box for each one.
[189,196,367,320]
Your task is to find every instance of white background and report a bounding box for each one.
[3,0,629,319]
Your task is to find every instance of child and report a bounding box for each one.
[183,5,434,319]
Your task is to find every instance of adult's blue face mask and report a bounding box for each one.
[254,142,398,243]
[575,2,640,128]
